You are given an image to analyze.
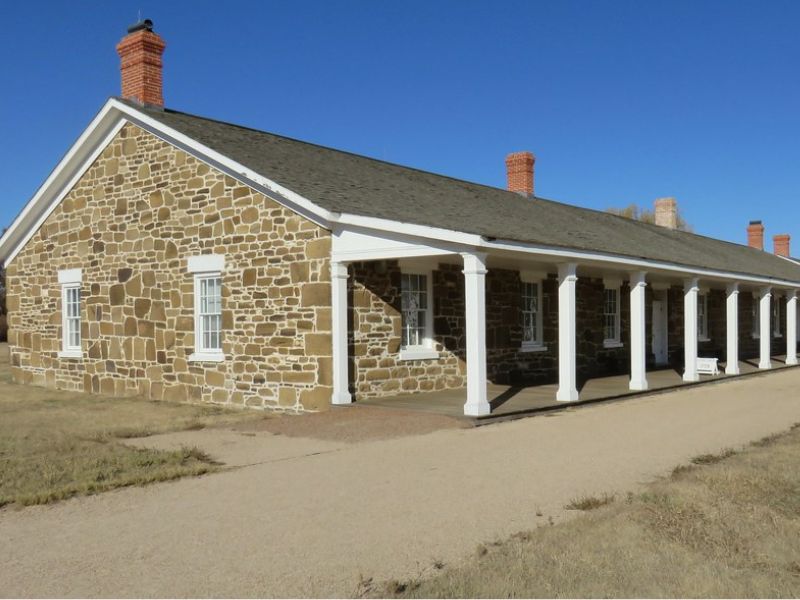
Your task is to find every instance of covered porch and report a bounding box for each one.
[329,223,800,417]
[359,355,797,421]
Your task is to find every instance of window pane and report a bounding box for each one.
[400,274,428,347]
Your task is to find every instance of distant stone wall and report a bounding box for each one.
[6,123,332,412]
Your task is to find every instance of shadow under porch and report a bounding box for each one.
[358,355,799,422]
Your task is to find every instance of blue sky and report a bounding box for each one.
[1,0,798,250]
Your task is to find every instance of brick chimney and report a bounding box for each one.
[773,234,791,257]
[116,19,166,106]
[654,197,678,229]
[747,220,764,250]
[505,151,535,197]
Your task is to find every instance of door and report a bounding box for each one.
[652,299,668,365]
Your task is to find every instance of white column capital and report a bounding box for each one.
[760,286,772,297]
[726,282,739,295]
[330,261,350,280]
[460,251,488,275]
[558,262,578,282]
[629,271,647,288]
[684,277,699,293]
[787,289,798,300]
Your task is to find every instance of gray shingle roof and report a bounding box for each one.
[125,100,800,284]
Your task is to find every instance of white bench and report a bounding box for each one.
[697,357,719,376]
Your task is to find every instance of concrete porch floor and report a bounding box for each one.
[358,355,798,422]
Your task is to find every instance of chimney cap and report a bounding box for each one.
[127,19,154,34]
[749,220,762,226]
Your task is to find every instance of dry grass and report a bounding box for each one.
[565,493,615,511]
[0,355,266,508]
[380,423,800,598]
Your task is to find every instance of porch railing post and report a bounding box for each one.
[759,286,772,369]
[629,271,648,391]
[462,251,490,416]
[556,263,579,401]
[725,283,740,375]
[331,261,353,405]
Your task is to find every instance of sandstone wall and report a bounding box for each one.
[6,123,332,411]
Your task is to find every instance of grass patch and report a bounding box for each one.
[565,493,615,511]
[381,424,800,598]
[0,360,264,508]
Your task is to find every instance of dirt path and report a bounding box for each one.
[2,368,800,597]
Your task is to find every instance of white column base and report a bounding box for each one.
[332,391,353,405]
[556,388,579,402]
[788,357,799,366]
[725,364,740,376]
[464,401,491,416]
[629,379,649,391]
[758,359,772,370]
[682,372,700,383]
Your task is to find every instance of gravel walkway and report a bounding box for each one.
[2,368,800,597]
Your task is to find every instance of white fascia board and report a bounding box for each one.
[482,237,800,289]
[333,217,800,289]
[0,100,126,266]
[331,224,466,262]
[110,99,335,229]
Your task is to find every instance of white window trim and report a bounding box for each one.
[188,255,226,363]
[697,293,710,342]
[398,268,439,361]
[58,268,82,359]
[603,280,622,348]
[520,271,547,352]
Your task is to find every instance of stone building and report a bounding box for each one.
[1,20,799,416]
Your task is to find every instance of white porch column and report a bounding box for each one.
[330,261,352,405]
[787,290,798,366]
[557,263,579,402]
[759,287,772,369]
[462,251,490,416]
[725,283,740,375]
[629,271,648,391]
[683,278,699,382]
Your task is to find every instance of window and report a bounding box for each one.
[521,278,545,350]
[773,296,782,337]
[188,255,225,362]
[198,276,222,351]
[752,293,760,339]
[399,270,437,360]
[603,286,622,347]
[58,269,82,358]
[697,293,709,340]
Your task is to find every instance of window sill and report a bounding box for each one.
[520,343,548,353]
[188,351,225,363]
[57,350,82,359]
[603,340,624,349]
[399,348,440,361]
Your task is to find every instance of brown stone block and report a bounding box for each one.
[242,268,257,286]
[176,316,193,331]
[365,368,390,381]
[299,386,332,411]
[317,357,332,386]
[206,370,225,387]
[301,283,330,307]
[290,262,309,283]
[255,322,277,336]
[134,298,151,318]
[150,301,167,322]
[241,207,259,223]
[306,237,331,259]
[110,284,125,305]
[124,317,137,336]
[125,275,142,297]
[163,384,187,402]
[279,387,297,407]
[100,377,116,395]
[304,333,331,356]
[283,371,316,384]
